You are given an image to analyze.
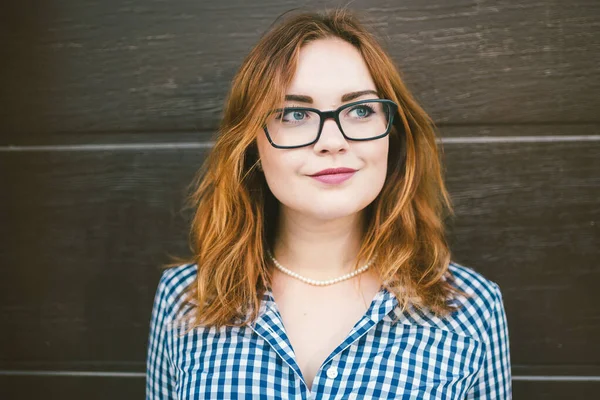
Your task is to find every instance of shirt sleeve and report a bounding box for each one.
[466,282,512,399]
[146,272,178,399]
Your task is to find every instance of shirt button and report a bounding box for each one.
[326,366,338,379]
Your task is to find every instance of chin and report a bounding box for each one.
[302,203,367,221]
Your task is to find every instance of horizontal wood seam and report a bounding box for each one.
[1,370,600,381]
[1,135,599,152]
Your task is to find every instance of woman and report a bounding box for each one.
[146,9,511,399]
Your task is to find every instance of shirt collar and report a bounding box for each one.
[259,285,399,324]
[249,285,400,388]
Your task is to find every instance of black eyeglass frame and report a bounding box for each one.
[262,98,399,149]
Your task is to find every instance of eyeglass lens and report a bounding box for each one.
[266,101,392,147]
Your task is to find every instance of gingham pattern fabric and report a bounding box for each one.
[147,262,511,399]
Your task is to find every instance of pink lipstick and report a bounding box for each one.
[311,172,355,184]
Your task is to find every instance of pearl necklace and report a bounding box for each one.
[266,250,372,286]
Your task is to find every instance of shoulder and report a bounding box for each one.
[447,260,502,307]
[388,261,505,340]
[153,263,198,318]
[441,261,505,338]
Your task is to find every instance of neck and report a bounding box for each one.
[271,207,368,280]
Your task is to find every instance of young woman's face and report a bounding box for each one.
[256,38,389,222]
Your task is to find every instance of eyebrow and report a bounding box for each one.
[284,90,379,104]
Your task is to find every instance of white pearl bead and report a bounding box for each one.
[267,250,372,287]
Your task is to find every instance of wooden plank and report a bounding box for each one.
[443,139,600,365]
[0,148,202,367]
[0,375,144,400]
[1,124,598,147]
[513,381,600,399]
[0,375,599,399]
[0,130,598,369]
[1,0,598,135]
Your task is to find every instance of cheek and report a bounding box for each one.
[368,138,389,179]
[256,134,313,211]
[373,144,389,195]
[347,140,389,209]
[258,147,304,199]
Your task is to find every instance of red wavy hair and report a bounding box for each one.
[164,8,468,331]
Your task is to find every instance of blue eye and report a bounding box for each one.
[284,110,306,121]
[278,109,311,124]
[349,105,374,119]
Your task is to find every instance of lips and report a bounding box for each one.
[309,167,357,177]
[311,172,355,184]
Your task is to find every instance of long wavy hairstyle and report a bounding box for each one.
[164,8,468,332]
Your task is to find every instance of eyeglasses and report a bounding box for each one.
[263,99,398,149]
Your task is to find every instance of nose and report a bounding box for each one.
[313,117,349,154]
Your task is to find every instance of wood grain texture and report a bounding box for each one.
[513,380,600,399]
[0,375,143,400]
[443,139,600,365]
[1,0,598,136]
[1,375,598,400]
[0,129,598,371]
[1,124,599,148]
[0,148,202,367]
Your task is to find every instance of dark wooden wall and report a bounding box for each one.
[1,1,598,398]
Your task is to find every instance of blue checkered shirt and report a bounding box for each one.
[146,262,511,399]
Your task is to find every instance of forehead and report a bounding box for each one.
[285,38,377,104]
